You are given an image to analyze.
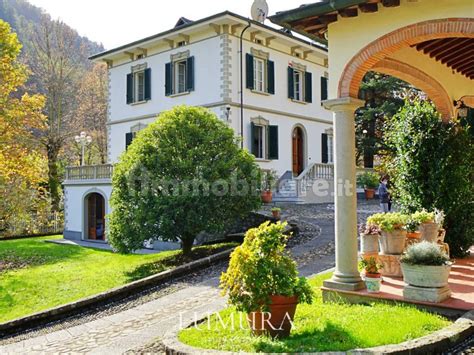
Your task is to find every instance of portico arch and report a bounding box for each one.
[372,58,453,120]
[338,18,474,109]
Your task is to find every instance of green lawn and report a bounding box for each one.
[0,236,235,323]
[179,272,451,353]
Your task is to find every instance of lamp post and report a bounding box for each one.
[75,131,92,166]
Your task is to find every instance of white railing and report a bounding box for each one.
[294,163,334,197]
[65,164,113,181]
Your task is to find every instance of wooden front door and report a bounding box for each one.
[292,127,304,176]
[86,193,105,240]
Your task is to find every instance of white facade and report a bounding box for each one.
[63,11,332,244]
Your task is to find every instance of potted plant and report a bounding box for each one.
[220,221,314,338]
[359,256,383,293]
[406,218,421,239]
[271,207,281,219]
[367,212,409,254]
[412,210,438,242]
[359,222,380,254]
[400,241,451,288]
[261,170,277,203]
[357,171,380,200]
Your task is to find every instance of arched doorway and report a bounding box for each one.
[84,193,105,241]
[292,126,304,176]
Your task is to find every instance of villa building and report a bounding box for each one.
[63,11,333,244]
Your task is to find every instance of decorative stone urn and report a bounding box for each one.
[401,263,452,303]
[379,253,403,277]
[419,222,439,242]
[360,233,379,254]
[379,230,407,254]
[401,263,451,288]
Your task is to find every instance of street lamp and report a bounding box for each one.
[75,131,92,166]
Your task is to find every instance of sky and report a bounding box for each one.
[27,0,305,50]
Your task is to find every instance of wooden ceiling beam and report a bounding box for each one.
[338,7,358,17]
[443,43,474,65]
[416,38,444,52]
[382,0,400,7]
[429,38,471,59]
[319,14,338,24]
[456,58,474,71]
[359,3,378,13]
[452,51,474,70]
[304,23,327,32]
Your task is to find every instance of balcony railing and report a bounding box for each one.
[65,164,113,181]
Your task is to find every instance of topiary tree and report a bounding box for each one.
[386,99,474,257]
[108,106,262,254]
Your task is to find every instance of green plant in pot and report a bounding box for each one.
[359,256,383,293]
[271,207,281,219]
[412,210,438,242]
[401,241,451,290]
[406,218,421,240]
[220,221,314,338]
[261,170,277,203]
[357,171,380,200]
[367,212,409,254]
[359,222,380,254]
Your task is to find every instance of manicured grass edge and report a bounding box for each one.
[0,248,234,337]
[163,296,474,354]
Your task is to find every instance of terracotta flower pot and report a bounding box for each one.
[406,231,421,239]
[379,229,407,254]
[261,191,273,203]
[247,295,298,338]
[419,222,439,242]
[364,188,375,200]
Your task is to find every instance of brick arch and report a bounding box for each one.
[338,18,474,101]
[372,58,453,120]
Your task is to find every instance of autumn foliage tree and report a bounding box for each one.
[0,19,47,232]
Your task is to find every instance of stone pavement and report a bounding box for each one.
[0,201,380,354]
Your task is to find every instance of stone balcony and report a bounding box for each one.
[64,164,113,184]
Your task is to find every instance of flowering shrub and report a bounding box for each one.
[220,221,314,313]
[367,212,409,232]
[401,241,450,266]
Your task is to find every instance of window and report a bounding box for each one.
[293,70,303,102]
[175,60,187,94]
[250,119,278,160]
[134,71,145,102]
[253,57,265,93]
[253,125,265,159]
[126,123,147,149]
[165,56,194,96]
[246,53,274,95]
[327,135,333,163]
[288,66,312,103]
[126,67,151,104]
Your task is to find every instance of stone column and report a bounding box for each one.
[323,97,365,291]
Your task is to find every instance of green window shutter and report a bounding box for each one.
[186,56,194,91]
[144,68,151,101]
[246,54,254,90]
[125,132,133,150]
[126,73,133,104]
[165,62,172,96]
[267,60,275,94]
[250,122,257,155]
[287,66,294,99]
[321,76,328,101]
[267,125,279,160]
[304,71,312,103]
[321,133,328,163]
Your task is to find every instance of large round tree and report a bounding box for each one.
[108,106,262,254]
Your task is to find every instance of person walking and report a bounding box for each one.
[378,176,390,212]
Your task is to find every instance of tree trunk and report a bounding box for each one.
[181,237,194,255]
[47,142,61,211]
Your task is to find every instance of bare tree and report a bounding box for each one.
[30,17,85,210]
[75,63,108,164]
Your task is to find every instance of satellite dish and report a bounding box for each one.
[251,0,269,23]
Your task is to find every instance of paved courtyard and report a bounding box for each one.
[0,201,381,354]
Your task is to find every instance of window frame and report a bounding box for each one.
[253,57,266,93]
[174,59,187,94]
[134,70,146,103]
[293,69,304,102]
[253,124,266,159]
